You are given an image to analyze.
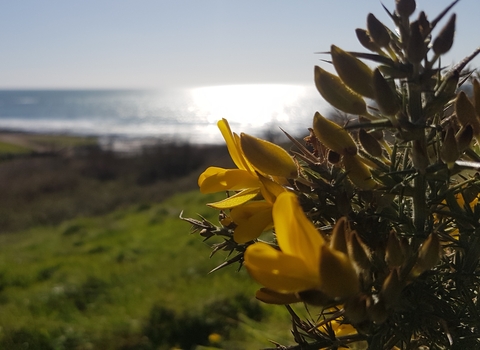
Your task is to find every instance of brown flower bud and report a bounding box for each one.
[381,268,404,308]
[344,295,368,324]
[395,0,416,18]
[347,231,372,272]
[330,216,350,254]
[314,66,367,116]
[411,233,441,277]
[367,13,390,47]
[385,231,405,268]
[355,28,382,52]
[358,129,383,158]
[331,45,375,98]
[407,21,427,63]
[440,127,459,169]
[367,297,388,324]
[417,11,430,37]
[456,125,474,152]
[433,14,456,55]
[318,245,360,299]
[373,69,400,117]
[327,150,342,164]
[473,79,480,117]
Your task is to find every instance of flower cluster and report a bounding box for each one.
[184,0,480,348]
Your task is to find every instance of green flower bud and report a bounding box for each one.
[314,66,367,116]
[433,14,456,55]
[373,69,400,117]
[367,13,390,47]
[331,45,375,98]
[395,0,416,18]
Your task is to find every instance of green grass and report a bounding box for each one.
[0,190,294,349]
[0,141,32,154]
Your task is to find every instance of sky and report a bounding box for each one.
[1,0,479,89]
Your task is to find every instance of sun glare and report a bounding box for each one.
[190,84,311,129]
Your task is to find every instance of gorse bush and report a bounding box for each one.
[185,0,480,348]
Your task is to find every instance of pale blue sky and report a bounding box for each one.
[1,0,479,89]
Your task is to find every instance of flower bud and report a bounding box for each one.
[455,91,480,136]
[385,231,405,268]
[347,231,372,272]
[367,297,388,324]
[344,295,368,324]
[440,127,459,169]
[331,45,375,98]
[473,79,480,117]
[373,69,400,117]
[313,112,357,156]
[327,150,342,164]
[380,268,404,308]
[359,128,383,158]
[342,154,378,190]
[318,245,360,299]
[411,233,441,277]
[367,13,390,47]
[395,0,416,18]
[407,21,427,63]
[240,133,298,178]
[330,216,350,255]
[355,28,382,52]
[314,66,367,116]
[432,14,456,55]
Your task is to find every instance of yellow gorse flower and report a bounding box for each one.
[198,119,295,210]
[244,192,359,299]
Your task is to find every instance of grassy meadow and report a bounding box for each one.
[0,135,295,349]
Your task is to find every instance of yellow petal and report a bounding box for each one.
[342,155,378,190]
[318,245,359,299]
[217,119,254,171]
[240,133,298,178]
[207,188,259,209]
[198,167,260,193]
[274,192,325,265]
[231,201,274,243]
[244,242,320,293]
[255,288,301,305]
[313,112,357,156]
[258,174,286,204]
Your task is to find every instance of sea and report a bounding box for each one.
[0,85,328,150]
